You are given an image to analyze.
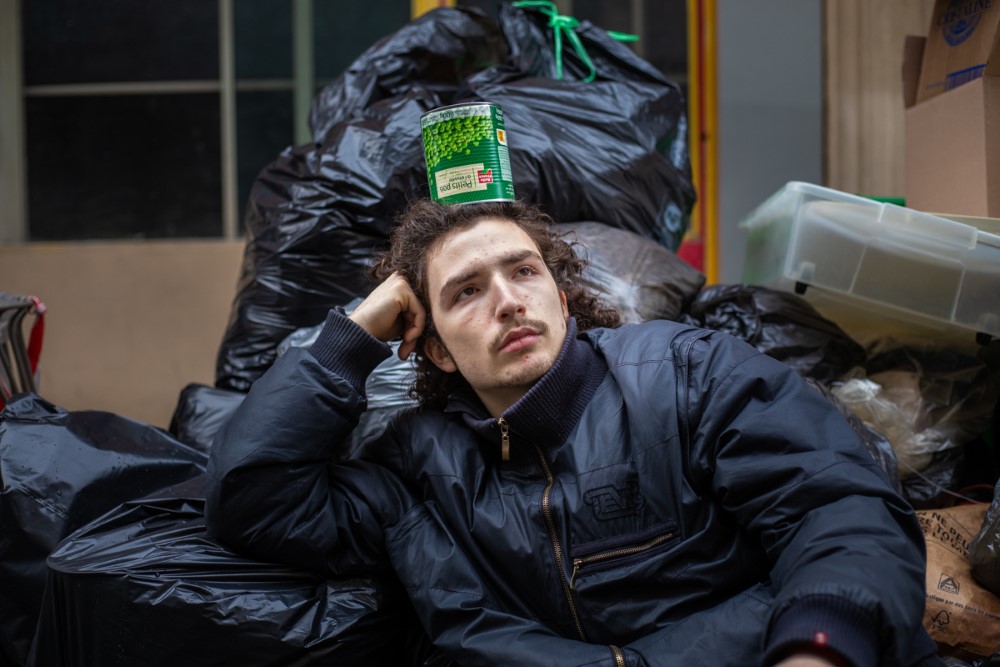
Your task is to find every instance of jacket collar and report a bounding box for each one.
[446,318,608,461]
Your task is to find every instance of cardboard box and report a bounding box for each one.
[916,0,1000,103]
[904,12,1000,217]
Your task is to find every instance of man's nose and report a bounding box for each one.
[493,279,525,319]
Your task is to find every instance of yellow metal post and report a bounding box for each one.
[683,0,719,284]
[412,0,455,18]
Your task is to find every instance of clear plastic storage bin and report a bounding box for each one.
[741,181,1000,342]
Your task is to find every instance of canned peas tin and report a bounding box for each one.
[420,103,515,206]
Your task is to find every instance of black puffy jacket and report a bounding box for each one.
[206,313,939,667]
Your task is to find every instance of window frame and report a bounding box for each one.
[0,0,321,243]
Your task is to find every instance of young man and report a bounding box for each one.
[206,200,939,667]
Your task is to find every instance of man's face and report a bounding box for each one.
[423,218,569,417]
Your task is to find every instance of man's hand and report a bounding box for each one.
[348,272,427,360]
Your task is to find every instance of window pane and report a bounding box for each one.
[235,0,292,79]
[26,94,222,240]
[313,0,410,80]
[22,0,218,85]
[236,91,294,225]
[646,2,687,75]
[573,0,634,33]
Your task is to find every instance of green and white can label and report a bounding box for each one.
[420,103,515,206]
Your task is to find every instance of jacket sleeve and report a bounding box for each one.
[205,309,411,576]
[681,332,931,667]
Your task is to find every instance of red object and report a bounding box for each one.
[28,296,46,376]
[677,237,704,272]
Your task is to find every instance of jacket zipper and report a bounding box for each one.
[611,645,625,667]
[532,443,588,641]
[569,530,676,590]
[497,417,510,461]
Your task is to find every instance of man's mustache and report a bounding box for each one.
[491,319,550,353]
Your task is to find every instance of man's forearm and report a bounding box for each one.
[204,314,398,575]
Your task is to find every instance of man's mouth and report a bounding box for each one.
[496,325,544,354]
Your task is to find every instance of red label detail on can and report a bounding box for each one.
[477,168,493,184]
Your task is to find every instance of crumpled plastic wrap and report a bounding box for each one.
[832,376,937,474]
[831,346,999,478]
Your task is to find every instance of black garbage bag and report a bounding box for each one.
[466,3,695,248]
[681,284,867,383]
[0,394,207,667]
[168,383,247,454]
[310,7,508,143]
[943,652,1000,667]
[970,481,1000,596]
[556,222,704,323]
[216,3,694,393]
[27,497,434,667]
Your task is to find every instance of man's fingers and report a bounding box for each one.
[397,297,426,360]
[398,339,417,361]
[349,271,426,344]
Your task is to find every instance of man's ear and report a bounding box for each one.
[425,336,458,373]
[560,291,569,320]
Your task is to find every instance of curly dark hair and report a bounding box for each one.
[372,199,620,408]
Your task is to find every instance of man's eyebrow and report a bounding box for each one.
[438,248,542,300]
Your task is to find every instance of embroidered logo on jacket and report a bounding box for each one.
[584,482,646,520]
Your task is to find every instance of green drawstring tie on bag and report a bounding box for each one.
[511,0,638,83]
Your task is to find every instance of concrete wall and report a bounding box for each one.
[0,240,244,427]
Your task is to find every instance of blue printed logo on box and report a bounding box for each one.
[937,0,991,46]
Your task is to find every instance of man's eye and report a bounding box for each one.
[515,266,536,277]
[455,286,478,302]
